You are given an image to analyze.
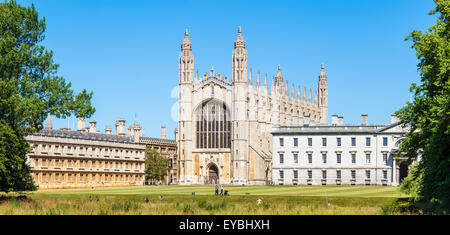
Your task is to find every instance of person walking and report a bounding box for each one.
[215,184,219,196]
[220,185,224,196]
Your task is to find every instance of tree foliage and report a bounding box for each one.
[0,0,95,192]
[144,148,169,184]
[396,0,450,214]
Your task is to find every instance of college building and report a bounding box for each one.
[26,115,177,189]
[178,27,328,185]
[271,114,413,186]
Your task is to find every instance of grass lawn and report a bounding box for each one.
[0,185,409,215]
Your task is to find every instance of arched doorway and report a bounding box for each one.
[207,163,219,185]
[399,161,409,184]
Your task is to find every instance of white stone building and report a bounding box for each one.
[271,114,410,186]
[178,27,328,185]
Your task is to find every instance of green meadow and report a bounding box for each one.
[0,185,410,215]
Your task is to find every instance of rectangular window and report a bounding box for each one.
[337,137,341,147]
[293,170,298,179]
[366,153,371,164]
[383,137,388,146]
[322,138,327,147]
[308,154,312,164]
[308,170,312,179]
[383,170,387,179]
[366,170,371,179]
[279,138,284,147]
[351,170,356,179]
[351,137,356,146]
[293,153,298,164]
[383,153,388,164]
[293,138,298,147]
[279,170,284,179]
[337,170,341,179]
[337,153,341,164]
[322,154,327,164]
[352,153,356,164]
[322,170,327,179]
[366,137,371,146]
[279,153,284,164]
[308,138,312,146]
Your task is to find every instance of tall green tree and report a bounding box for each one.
[144,148,169,184]
[396,0,450,214]
[0,0,95,193]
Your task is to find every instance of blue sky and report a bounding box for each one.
[18,0,437,139]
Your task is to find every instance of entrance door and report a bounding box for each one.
[207,164,219,185]
[399,161,409,184]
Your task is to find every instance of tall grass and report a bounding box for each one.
[0,193,407,215]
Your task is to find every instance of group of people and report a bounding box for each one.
[215,184,228,196]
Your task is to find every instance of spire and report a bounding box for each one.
[314,90,318,106]
[297,85,301,101]
[275,65,283,85]
[210,65,215,76]
[264,73,268,91]
[181,28,192,51]
[304,87,307,102]
[234,26,245,49]
[285,80,289,97]
[257,70,261,88]
[319,63,327,80]
[292,82,295,99]
[45,113,52,130]
[309,88,312,105]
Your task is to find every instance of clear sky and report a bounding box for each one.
[17,0,437,139]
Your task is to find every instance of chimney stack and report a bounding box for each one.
[133,125,142,142]
[115,119,126,136]
[161,126,166,139]
[89,120,97,133]
[338,116,344,125]
[331,114,338,126]
[361,114,368,125]
[77,117,86,131]
[105,125,112,135]
[391,114,400,124]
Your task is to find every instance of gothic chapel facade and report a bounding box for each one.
[178,27,328,185]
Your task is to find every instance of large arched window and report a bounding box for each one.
[195,100,231,149]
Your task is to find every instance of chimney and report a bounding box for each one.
[338,116,344,125]
[127,125,134,137]
[361,114,368,125]
[331,114,338,126]
[77,117,86,131]
[161,126,166,139]
[89,120,97,133]
[391,114,400,124]
[105,125,112,135]
[115,119,126,136]
[303,115,310,126]
[133,125,142,143]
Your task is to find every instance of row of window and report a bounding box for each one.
[35,172,142,183]
[278,152,389,165]
[280,137,389,147]
[278,169,388,180]
[35,158,144,171]
[33,143,144,158]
